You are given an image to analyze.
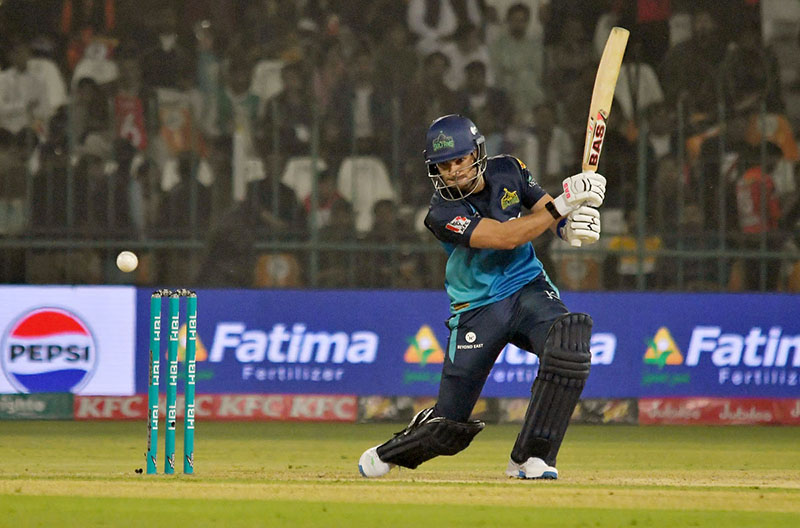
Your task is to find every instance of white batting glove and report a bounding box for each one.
[558,205,601,245]
[551,171,606,216]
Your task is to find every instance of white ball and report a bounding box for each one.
[116,251,138,273]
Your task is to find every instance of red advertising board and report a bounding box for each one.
[74,394,357,422]
[639,397,800,425]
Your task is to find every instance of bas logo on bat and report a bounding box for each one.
[586,111,607,167]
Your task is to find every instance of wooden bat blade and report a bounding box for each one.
[582,26,629,173]
[573,27,628,247]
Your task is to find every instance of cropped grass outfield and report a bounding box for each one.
[1,421,799,527]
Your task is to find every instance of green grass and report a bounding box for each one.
[1,422,799,527]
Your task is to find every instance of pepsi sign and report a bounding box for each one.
[1,308,97,392]
[0,286,136,395]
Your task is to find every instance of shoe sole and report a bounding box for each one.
[523,470,558,479]
[506,469,558,480]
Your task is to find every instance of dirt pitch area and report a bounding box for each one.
[1,422,798,527]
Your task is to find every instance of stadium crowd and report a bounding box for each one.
[0,0,799,291]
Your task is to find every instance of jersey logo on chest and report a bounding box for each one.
[501,187,520,210]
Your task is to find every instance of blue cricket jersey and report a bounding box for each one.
[424,155,549,314]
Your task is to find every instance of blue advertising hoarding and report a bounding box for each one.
[134,289,800,399]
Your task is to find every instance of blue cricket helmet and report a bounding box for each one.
[424,114,487,200]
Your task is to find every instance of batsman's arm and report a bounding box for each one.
[468,196,559,250]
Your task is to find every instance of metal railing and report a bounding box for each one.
[0,90,797,292]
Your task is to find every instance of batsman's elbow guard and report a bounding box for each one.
[375,407,485,469]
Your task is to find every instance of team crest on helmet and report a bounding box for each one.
[432,132,455,152]
[501,188,519,209]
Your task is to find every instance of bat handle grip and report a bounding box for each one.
[570,239,582,248]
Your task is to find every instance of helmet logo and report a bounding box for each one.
[432,132,455,152]
[470,126,478,135]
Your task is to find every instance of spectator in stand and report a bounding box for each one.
[440,23,494,92]
[459,60,512,156]
[316,198,357,288]
[516,102,575,197]
[605,208,664,290]
[0,38,50,147]
[0,129,28,238]
[729,144,785,291]
[0,127,26,282]
[195,19,223,125]
[360,199,425,289]
[399,51,468,193]
[260,61,314,164]
[72,76,109,142]
[312,39,348,116]
[546,16,594,115]
[150,57,212,211]
[195,161,306,287]
[246,161,307,241]
[485,0,550,41]
[657,8,727,112]
[60,0,117,73]
[614,41,665,143]
[594,0,672,67]
[407,0,484,55]
[651,153,684,234]
[212,55,264,203]
[302,169,345,230]
[158,151,211,237]
[488,3,545,125]
[373,21,419,100]
[30,108,70,233]
[631,0,671,67]
[28,35,69,118]
[106,138,145,238]
[194,204,259,288]
[241,0,298,51]
[140,7,191,92]
[70,36,119,97]
[720,16,784,113]
[404,51,468,148]
[72,132,113,232]
[644,101,677,161]
[112,48,148,151]
[327,47,392,164]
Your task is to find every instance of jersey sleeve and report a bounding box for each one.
[512,157,548,209]
[424,203,481,246]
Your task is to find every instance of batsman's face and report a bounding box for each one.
[437,152,478,189]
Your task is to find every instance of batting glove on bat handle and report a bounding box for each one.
[558,205,601,247]
[551,171,606,217]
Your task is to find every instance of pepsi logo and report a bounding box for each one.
[1,308,98,393]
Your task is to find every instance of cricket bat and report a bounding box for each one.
[573,26,629,247]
